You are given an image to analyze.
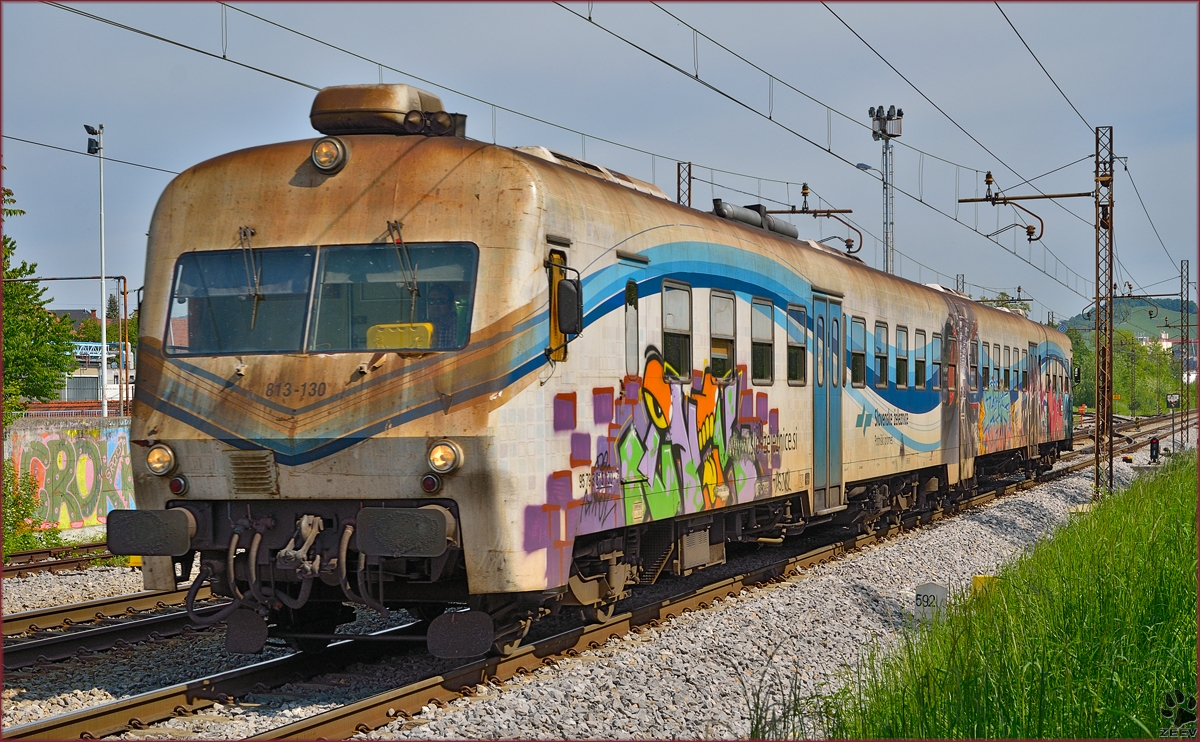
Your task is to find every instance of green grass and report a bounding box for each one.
[3,460,64,559]
[751,455,1198,738]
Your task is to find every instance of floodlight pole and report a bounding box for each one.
[87,124,109,417]
[865,105,902,274]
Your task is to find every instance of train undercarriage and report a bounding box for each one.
[135,441,1068,658]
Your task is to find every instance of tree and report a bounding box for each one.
[979,290,1032,315]
[2,185,77,423]
[106,292,119,320]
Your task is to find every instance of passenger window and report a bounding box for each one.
[851,318,866,388]
[993,343,1001,389]
[787,305,807,386]
[710,291,736,380]
[970,339,979,391]
[751,298,774,384]
[875,322,888,389]
[815,315,825,387]
[1004,346,1011,391]
[981,342,991,390]
[896,327,909,389]
[931,333,942,390]
[946,331,958,390]
[625,280,639,377]
[914,330,927,390]
[662,282,692,379]
[831,316,840,388]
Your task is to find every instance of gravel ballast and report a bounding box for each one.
[2,566,146,614]
[2,429,1191,739]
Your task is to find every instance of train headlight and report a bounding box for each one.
[428,440,462,474]
[146,444,176,476]
[311,137,346,173]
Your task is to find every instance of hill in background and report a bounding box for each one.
[1063,298,1196,346]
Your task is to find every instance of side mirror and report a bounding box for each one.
[556,278,583,336]
[1073,366,1081,383]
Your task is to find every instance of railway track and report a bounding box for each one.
[3,414,1187,739]
[3,542,114,579]
[2,585,211,637]
[2,599,229,671]
[9,415,1187,740]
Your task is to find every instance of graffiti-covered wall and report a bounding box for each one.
[5,416,135,531]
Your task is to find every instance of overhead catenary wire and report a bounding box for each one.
[994,2,1092,134]
[44,1,861,220]
[3,135,180,175]
[650,2,988,177]
[560,3,1091,300]
[1120,160,1179,270]
[44,0,1092,309]
[821,4,1100,237]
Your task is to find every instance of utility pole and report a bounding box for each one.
[1094,126,1115,496]
[862,105,902,274]
[677,162,692,208]
[1182,259,1190,421]
[957,127,1111,497]
[956,274,966,294]
[86,124,107,417]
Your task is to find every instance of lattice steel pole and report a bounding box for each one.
[677,162,692,208]
[1094,126,1115,498]
[1180,260,1190,426]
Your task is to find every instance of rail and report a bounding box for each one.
[3,413,1189,739]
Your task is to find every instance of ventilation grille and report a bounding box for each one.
[228,450,278,495]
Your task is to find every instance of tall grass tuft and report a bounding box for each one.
[3,459,63,558]
[751,456,1198,738]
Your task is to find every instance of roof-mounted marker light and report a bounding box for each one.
[429,111,455,136]
[403,110,426,134]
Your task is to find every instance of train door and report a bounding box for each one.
[812,294,844,512]
[1028,342,1042,442]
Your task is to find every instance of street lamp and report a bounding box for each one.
[861,105,903,275]
[86,123,107,417]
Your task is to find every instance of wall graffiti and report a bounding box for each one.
[7,418,135,531]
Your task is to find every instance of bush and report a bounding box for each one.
[3,459,63,558]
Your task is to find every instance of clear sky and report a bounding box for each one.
[3,2,1196,325]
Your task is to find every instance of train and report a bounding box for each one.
[108,83,1074,658]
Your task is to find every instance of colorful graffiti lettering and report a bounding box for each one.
[530,346,781,558]
[977,389,1016,451]
[615,348,774,524]
[9,422,135,530]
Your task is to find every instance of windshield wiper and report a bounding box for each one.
[387,220,420,317]
[238,226,263,330]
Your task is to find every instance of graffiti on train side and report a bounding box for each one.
[535,345,785,535]
[9,426,135,530]
[612,347,778,525]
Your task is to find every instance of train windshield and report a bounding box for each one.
[308,242,479,352]
[166,248,315,355]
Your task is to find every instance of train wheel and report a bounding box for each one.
[580,602,616,624]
